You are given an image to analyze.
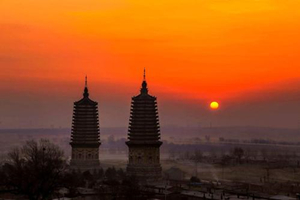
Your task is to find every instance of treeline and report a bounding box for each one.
[0,140,144,200]
[167,145,300,168]
[219,137,300,146]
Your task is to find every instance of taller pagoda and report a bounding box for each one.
[126,70,163,180]
[70,77,101,172]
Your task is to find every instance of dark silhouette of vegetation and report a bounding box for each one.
[121,176,141,200]
[232,147,244,164]
[190,176,200,183]
[0,139,66,200]
[105,166,117,180]
[61,171,84,197]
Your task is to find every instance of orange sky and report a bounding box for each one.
[1,0,300,128]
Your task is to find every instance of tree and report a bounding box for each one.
[190,176,200,183]
[232,147,244,164]
[82,170,93,182]
[94,168,104,180]
[61,171,84,197]
[219,155,232,179]
[121,176,141,200]
[260,148,268,161]
[117,168,126,180]
[190,150,203,177]
[0,139,66,200]
[105,167,117,181]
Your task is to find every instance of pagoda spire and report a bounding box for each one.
[83,76,89,98]
[140,68,148,94]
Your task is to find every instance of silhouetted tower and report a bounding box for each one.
[70,77,101,172]
[126,69,162,180]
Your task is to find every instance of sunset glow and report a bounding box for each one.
[1,0,300,128]
[1,0,300,99]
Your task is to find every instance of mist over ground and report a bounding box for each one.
[1,126,300,160]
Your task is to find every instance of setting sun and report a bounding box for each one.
[210,101,219,110]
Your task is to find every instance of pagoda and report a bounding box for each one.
[70,77,101,172]
[126,70,163,180]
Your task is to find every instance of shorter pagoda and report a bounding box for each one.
[126,70,163,180]
[70,77,101,172]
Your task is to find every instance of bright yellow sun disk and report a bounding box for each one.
[210,101,219,110]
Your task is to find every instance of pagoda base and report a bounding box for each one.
[126,164,162,181]
[70,159,101,173]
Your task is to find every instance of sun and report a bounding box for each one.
[210,101,219,110]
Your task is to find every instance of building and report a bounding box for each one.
[70,77,101,172]
[126,70,163,180]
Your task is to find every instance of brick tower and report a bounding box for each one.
[126,70,162,180]
[70,77,101,172]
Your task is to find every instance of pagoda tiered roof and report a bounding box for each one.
[126,74,162,146]
[70,79,100,148]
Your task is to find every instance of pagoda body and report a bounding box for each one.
[70,78,101,172]
[126,71,162,180]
